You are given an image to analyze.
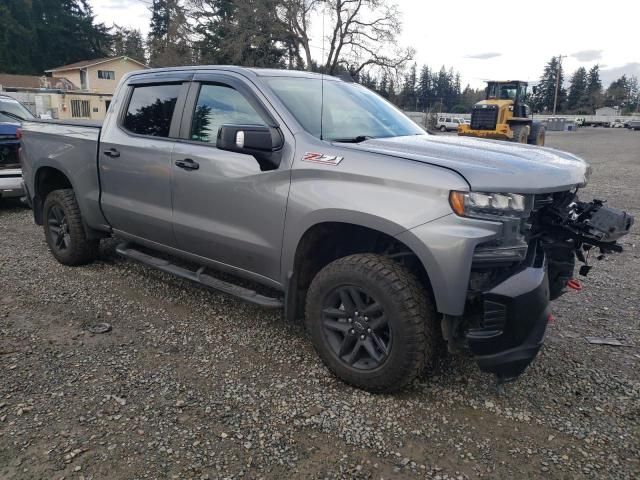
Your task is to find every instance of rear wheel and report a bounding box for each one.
[527,123,546,146]
[439,125,447,132]
[43,189,99,266]
[305,254,437,392]
[510,124,529,143]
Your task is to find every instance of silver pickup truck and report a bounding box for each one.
[20,67,633,392]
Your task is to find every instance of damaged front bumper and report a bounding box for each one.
[465,193,633,381]
[467,243,550,380]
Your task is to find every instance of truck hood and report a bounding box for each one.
[342,134,589,193]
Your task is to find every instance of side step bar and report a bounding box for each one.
[115,243,283,309]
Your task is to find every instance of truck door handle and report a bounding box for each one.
[175,158,199,171]
[103,148,120,158]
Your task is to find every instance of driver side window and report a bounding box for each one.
[190,84,265,144]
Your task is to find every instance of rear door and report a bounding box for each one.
[99,73,191,246]
[170,72,293,283]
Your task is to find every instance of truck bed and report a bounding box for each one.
[20,119,107,229]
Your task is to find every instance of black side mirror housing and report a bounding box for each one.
[217,124,284,171]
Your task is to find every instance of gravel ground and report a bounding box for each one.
[1,128,639,479]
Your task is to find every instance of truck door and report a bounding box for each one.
[99,74,191,246]
[170,73,293,283]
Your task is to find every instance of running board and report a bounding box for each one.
[115,244,283,309]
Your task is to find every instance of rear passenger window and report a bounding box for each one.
[191,84,265,143]
[123,84,181,137]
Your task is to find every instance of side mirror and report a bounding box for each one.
[217,124,284,171]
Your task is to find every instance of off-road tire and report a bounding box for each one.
[43,189,99,266]
[305,253,437,392]
[439,125,447,132]
[510,124,529,143]
[527,123,546,146]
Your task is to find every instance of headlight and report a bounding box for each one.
[449,191,532,218]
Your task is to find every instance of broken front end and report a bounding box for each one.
[448,191,634,381]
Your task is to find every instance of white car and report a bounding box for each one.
[436,116,465,132]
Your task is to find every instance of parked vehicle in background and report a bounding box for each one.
[627,120,640,130]
[19,67,634,392]
[436,116,465,132]
[0,95,35,199]
[610,119,625,128]
[575,117,608,128]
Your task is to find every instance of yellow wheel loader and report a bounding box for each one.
[458,81,545,146]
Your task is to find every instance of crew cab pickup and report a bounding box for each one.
[20,67,634,392]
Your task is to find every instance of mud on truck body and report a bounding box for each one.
[19,67,634,392]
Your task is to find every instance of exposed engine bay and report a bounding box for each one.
[532,191,634,295]
[444,190,634,381]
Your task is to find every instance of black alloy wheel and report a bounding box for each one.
[321,285,391,370]
[47,204,71,251]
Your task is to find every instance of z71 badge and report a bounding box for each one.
[302,152,344,166]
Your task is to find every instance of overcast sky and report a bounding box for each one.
[92,0,640,88]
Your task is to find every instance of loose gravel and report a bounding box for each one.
[1,128,639,479]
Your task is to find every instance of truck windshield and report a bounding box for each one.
[264,77,423,141]
[0,98,35,122]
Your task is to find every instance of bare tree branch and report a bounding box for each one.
[280,0,412,75]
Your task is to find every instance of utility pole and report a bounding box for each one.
[552,55,566,116]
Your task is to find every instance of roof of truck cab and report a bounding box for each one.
[130,66,340,81]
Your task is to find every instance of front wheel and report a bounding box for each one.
[510,124,529,143]
[43,189,99,266]
[305,254,438,392]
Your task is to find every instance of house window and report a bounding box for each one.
[70,99,91,118]
[98,70,115,80]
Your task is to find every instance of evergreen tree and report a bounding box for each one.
[628,76,640,113]
[399,63,417,110]
[0,0,112,74]
[586,65,603,111]
[460,85,484,112]
[112,26,146,63]
[532,56,566,113]
[567,67,588,112]
[359,71,377,91]
[417,65,432,110]
[434,66,448,110]
[378,71,389,98]
[191,0,288,68]
[147,0,194,67]
[388,77,396,103]
[605,75,629,108]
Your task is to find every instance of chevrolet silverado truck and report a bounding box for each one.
[20,67,634,392]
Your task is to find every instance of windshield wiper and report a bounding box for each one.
[0,110,25,122]
[330,135,374,143]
